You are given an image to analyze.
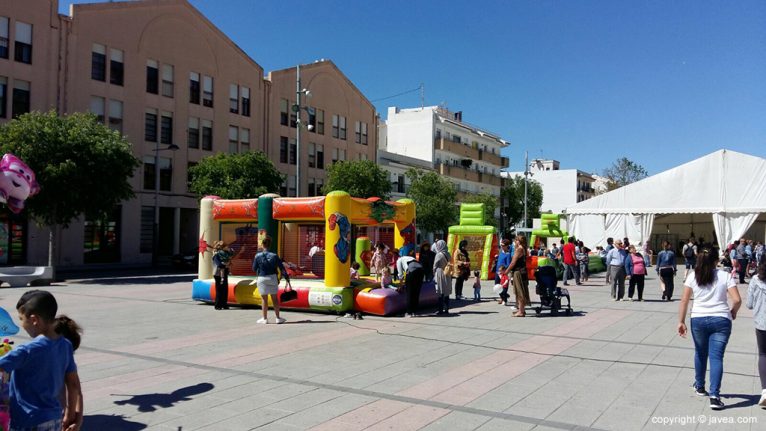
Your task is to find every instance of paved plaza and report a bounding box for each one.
[1,271,763,430]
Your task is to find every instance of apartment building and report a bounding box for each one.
[0,0,267,266]
[265,60,377,197]
[502,159,596,214]
[383,106,509,202]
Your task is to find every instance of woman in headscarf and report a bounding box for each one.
[433,239,453,314]
[453,239,471,300]
[506,234,530,317]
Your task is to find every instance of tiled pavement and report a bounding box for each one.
[1,271,763,430]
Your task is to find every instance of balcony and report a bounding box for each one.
[478,149,502,166]
[435,163,480,182]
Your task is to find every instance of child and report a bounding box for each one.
[0,290,82,431]
[380,267,396,290]
[350,262,360,280]
[497,265,510,305]
[472,270,482,301]
[391,248,400,281]
[371,243,388,282]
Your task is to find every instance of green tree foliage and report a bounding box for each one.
[405,168,458,235]
[0,111,140,227]
[189,151,282,199]
[602,157,648,191]
[462,192,499,228]
[501,175,543,231]
[322,160,391,199]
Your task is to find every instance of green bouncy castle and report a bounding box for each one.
[446,203,498,280]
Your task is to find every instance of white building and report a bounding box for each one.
[503,159,596,214]
[381,106,509,201]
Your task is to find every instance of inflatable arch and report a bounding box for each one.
[192,192,438,315]
[446,203,499,280]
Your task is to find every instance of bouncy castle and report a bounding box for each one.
[192,191,438,315]
[446,203,498,280]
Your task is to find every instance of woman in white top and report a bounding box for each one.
[746,256,766,408]
[677,248,742,410]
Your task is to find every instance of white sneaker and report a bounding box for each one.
[275,317,286,324]
[256,318,268,324]
[511,306,518,311]
[759,389,766,408]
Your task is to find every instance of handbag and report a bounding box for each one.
[444,263,454,277]
[280,284,297,303]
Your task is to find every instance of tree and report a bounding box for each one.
[602,157,648,191]
[189,151,282,199]
[322,160,391,199]
[0,111,140,267]
[405,168,458,236]
[462,192,499,228]
[501,175,543,232]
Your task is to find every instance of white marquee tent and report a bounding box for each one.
[565,149,766,250]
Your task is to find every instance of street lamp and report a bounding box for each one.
[294,64,313,197]
[153,142,179,266]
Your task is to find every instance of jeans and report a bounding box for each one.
[579,261,589,279]
[474,287,481,301]
[628,274,645,300]
[563,263,580,285]
[690,316,732,398]
[659,268,675,300]
[757,328,766,389]
[499,287,509,304]
[737,259,748,284]
[609,265,625,299]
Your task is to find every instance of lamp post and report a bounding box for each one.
[153,142,179,266]
[294,64,312,197]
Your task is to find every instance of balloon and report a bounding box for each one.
[0,307,19,336]
[0,153,40,214]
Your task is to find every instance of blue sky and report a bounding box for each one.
[60,0,766,175]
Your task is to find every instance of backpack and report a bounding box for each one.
[684,244,694,259]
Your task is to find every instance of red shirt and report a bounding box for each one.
[562,243,576,265]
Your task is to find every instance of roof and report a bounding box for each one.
[566,149,766,215]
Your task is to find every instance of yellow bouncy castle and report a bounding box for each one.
[192,192,436,315]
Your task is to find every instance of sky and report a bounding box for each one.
[59,0,766,175]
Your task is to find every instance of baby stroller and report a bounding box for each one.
[534,265,572,316]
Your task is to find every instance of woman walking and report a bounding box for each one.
[433,240,452,314]
[677,248,741,410]
[656,241,677,301]
[506,235,530,317]
[625,245,647,301]
[453,240,471,300]
[252,237,292,324]
[746,255,766,407]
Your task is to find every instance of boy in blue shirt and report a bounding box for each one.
[0,290,82,431]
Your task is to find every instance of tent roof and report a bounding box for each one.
[566,149,766,215]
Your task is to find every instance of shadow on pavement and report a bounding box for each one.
[75,274,195,286]
[723,393,760,409]
[112,382,214,412]
[82,414,147,431]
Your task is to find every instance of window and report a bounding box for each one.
[240,128,250,152]
[361,122,368,145]
[187,117,199,149]
[452,134,461,143]
[0,77,6,118]
[229,84,238,114]
[316,108,325,134]
[355,121,361,143]
[201,119,213,150]
[109,49,124,86]
[189,72,200,104]
[332,114,339,138]
[146,59,158,94]
[281,175,296,197]
[228,126,238,154]
[89,96,105,123]
[289,138,296,165]
[308,178,316,197]
[279,136,288,163]
[160,112,173,144]
[83,206,121,264]
[161,64,174,97]
[187,162,197,192]
[108,99,123,133]
[143,156,172,191]
[91,44,106,81]
[144,109,157,142]
[316,144,324,169]
[0,18,8,59]
[396,175,405,193]
[339,116,347,140]
[308,107,316,132]
[280,98,289,126]
[11,80,30,118]
[140,206,154,253]
[14,22,32,64]
[435,128,441,139]
[241,86,250,117]
[331,148,345,163]
[202,75,213,107]
[308,143,315,168]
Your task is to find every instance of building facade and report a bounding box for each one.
[265,61,377,197]
[503,159,596,214]
[383,106,509,201]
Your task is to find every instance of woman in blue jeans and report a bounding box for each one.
[678,248,741,410]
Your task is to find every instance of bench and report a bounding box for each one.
[0,266,53,287]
